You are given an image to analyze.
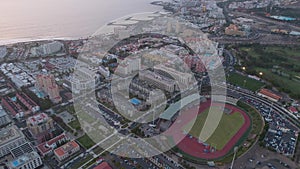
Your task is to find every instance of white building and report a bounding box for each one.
[31,41,64,56]
[6,151,42,169]
[116,57,141,76]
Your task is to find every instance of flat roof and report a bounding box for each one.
[159,93,200,121]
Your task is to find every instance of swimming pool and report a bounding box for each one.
[130,98,141,105]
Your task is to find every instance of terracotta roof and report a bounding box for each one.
[93,162,112,169]
[259,89,282,101]
[47,133,66,146]
[36,133,66,155]
[54,148,65,157]
[54,140,79,157]
[289,106,298,113]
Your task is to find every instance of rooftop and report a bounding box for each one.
[27,113,49,126]
[36,133,66,155]
[259,89,282,101]
[0,125,24,146]
[54,140,79,157]
[93,162,112,169]
[10,142,34,158]
[8,151,40,168]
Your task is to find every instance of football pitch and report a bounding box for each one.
[182,106,245,150]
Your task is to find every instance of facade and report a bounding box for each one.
[31,41,63,56]
[116,57,141,76]
[139,70,176,92]
[6,151,42,169]
[0,125,27,157]
[54,140,80,161]
[36,74,62,103]
[69,67,95,92]
[154,64,193,89]
[27,113,55,136]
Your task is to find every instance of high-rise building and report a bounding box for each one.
[116,57,141,76]
[36,74,62,103]
[27,113,55,137]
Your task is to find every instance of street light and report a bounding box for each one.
[230,146,238,169]
[259,72,263,76]
[242,66,246,71]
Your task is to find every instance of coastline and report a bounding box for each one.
[0,1,167,47]
[0,37,88,46]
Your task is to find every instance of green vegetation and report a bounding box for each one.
[227,72,265,91]
[77,111,97,124]
[237,101,265,141]
[232,44,300,98]
[77,134,96,149]
[183,107,245,150]
[68,118,81,130]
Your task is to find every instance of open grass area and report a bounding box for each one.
[68,118,81,130]
[233,44,300,98]
[227,72,265,92]
[256,68,300,99]
[183,107,245,150]
[77,134,96,149]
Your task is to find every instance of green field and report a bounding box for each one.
[227,72,265,92]
[77,134,95,149]
[232,44,300,99]
[183,107,245,150]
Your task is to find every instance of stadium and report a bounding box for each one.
[166,99,251,160]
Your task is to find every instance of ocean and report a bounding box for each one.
[0,0,164,45]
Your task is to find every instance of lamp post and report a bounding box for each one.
[230,146,238,169]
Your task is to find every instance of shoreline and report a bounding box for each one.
[0,1,168,47]
[0,36,88,46]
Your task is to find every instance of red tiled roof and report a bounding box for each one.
[54,148,65,157]
[47,133,66,145]
[37,142,51,154]
[54,140,79,157]
[259,89,282,101]
[36,133,66,155]
[289,106,298,113]
[93,162,112,169]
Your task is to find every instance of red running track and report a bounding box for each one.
[166,100,251,160]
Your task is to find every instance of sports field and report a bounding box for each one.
[227,72,264,92]
[182,106,245,150]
